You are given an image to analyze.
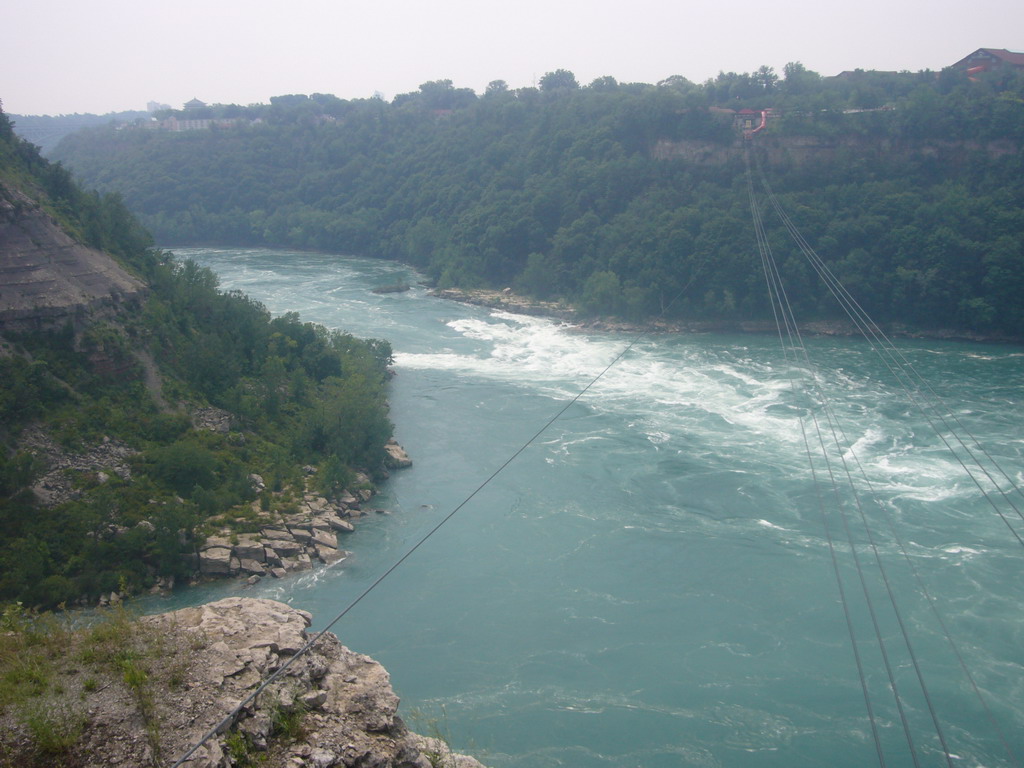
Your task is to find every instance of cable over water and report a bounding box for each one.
[166,245,1024,768]
[753,152,1024,545]
[170,268,705,766]
[745,140,1018,766]
[746,146,903,765]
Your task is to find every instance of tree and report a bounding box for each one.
[539,69,579,92]
[315,454,354,501]
[415,80,477,110]
[514,252,562,299]
[580,270,621,315]
[782,61,821,95]
[657,75,695,93]
[589,76,618,92]
[754,65,778,92]
[145,439,220,497]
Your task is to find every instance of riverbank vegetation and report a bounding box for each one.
[49,63,1024,336]
[0,107,394,608]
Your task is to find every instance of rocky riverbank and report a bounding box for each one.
[0,596,485,767]
[18,412,414,605]
[185,438,412,590]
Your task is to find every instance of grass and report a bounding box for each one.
[409,706,459,768]
[19,699,86,761]
[0,602,166,767]
[223,692,306,768]
[0,605,85,767]
[0,604,68,708]
[225,730,265,767]
[0,601,321,767]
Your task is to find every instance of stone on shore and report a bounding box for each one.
[383,438,412,468]
[198,546,233,575]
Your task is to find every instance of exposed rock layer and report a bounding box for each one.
[0,182,146,332]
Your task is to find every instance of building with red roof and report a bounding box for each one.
[950,48,1024,75]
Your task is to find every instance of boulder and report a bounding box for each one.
[260,527,293,542]
[268,538,304,558]
[315,545,347,565]
[264,549,284,568]
[233,535,266,562]
[311,528,338,550]
[288,525,314,543]
[238,558,266,576]
[304,495,330,514]
[323,514,355,533]
[198,547,233,575]
[200,535,233,551]
[384,439,412,468]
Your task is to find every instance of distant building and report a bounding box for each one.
[950,48,1024,75]
[183,98,207,111]
[152,116,246,132]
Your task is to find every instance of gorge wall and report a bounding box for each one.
[0,181,146,334]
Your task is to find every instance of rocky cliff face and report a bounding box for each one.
[0,182,146,333]
[41,597,485,767]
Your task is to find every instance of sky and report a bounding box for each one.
[2,0,1022,116]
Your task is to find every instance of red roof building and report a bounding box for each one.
[950,48,1024,74]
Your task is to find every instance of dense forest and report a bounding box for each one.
[50,63,1024,335]
[6,109,149,155]
[0,107,394,608]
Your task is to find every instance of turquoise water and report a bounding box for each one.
[153,247,1024,767]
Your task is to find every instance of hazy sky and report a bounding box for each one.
[3,0,1022,115]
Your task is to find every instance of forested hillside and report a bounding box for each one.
[0,107,393,608]
[8,109,149,154]
[52,64,1024,335]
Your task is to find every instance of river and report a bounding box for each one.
[148,246,1024,768]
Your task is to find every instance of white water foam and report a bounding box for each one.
[178,248,1024,768]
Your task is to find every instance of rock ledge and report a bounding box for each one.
[126,597,487,767]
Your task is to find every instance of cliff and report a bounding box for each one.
[0,181,146,333]
[0,597,486,768]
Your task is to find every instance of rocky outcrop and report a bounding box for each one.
[193,486,384,583]
[0,182,147,333]
[383,439,412,469]
[20,426,137,507]
[74,597,487,767]
[193,406,234,433]
[16,401,413,585]
[16,414,414,597]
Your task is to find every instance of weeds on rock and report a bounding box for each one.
[19,698,86,764]
[0,602,167,767]
[410,706,458,768]
[224,730,266,767]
